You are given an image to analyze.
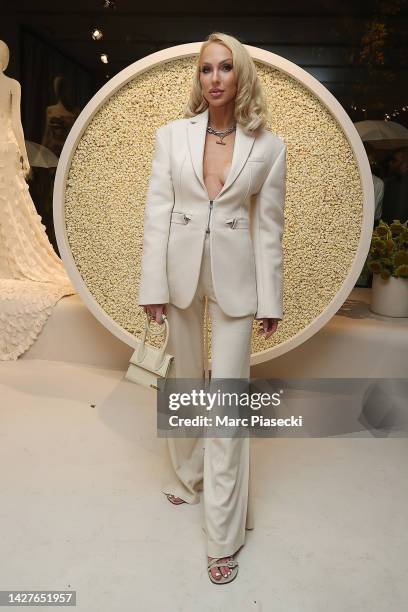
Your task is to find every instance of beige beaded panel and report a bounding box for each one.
[64,56,363,355]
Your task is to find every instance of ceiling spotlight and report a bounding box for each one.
[102,0,117,9]
[91,28,103,41]
[100,53,108,64]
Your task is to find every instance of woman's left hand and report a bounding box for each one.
[257,318,280,339]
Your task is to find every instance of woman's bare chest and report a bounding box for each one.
[203,133,235,199]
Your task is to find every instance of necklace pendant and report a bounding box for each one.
[206,123,237,145]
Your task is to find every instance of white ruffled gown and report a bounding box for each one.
[0,108,76,360]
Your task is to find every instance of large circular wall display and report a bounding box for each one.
[54,42,374,365]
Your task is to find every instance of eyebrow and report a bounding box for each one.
[201,59,232,66]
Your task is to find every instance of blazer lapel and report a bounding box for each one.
[187,107,256,200]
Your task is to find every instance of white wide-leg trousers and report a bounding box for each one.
[161,232,255,558]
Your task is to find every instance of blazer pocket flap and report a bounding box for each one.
[225,217,249,229]
[171,211,192,224]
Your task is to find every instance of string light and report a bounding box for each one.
[102,0,117,9]
[350,102,407,120]
[91,28,103,41]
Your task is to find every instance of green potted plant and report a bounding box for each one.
[367,219,408,317]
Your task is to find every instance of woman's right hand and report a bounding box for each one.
[142,304,167,324]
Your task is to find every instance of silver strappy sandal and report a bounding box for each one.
[207,556,239,584]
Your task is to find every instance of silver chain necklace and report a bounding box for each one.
[206,123,236,145]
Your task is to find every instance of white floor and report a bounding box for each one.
[1,358,407,611]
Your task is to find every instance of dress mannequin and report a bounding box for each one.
[0,40,76,360]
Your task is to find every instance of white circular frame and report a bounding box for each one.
[54,42,374,366]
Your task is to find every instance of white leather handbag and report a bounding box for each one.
[125,313,174,390]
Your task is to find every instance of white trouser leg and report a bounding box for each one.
[202,260,254,557]
[160,287,205,505]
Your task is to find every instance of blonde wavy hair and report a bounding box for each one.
[183,32,270,134]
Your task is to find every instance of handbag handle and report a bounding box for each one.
[136,313,170,371]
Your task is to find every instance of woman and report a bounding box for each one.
[138,32,287,584]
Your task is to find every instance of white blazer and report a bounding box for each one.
[138,106,287,319]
